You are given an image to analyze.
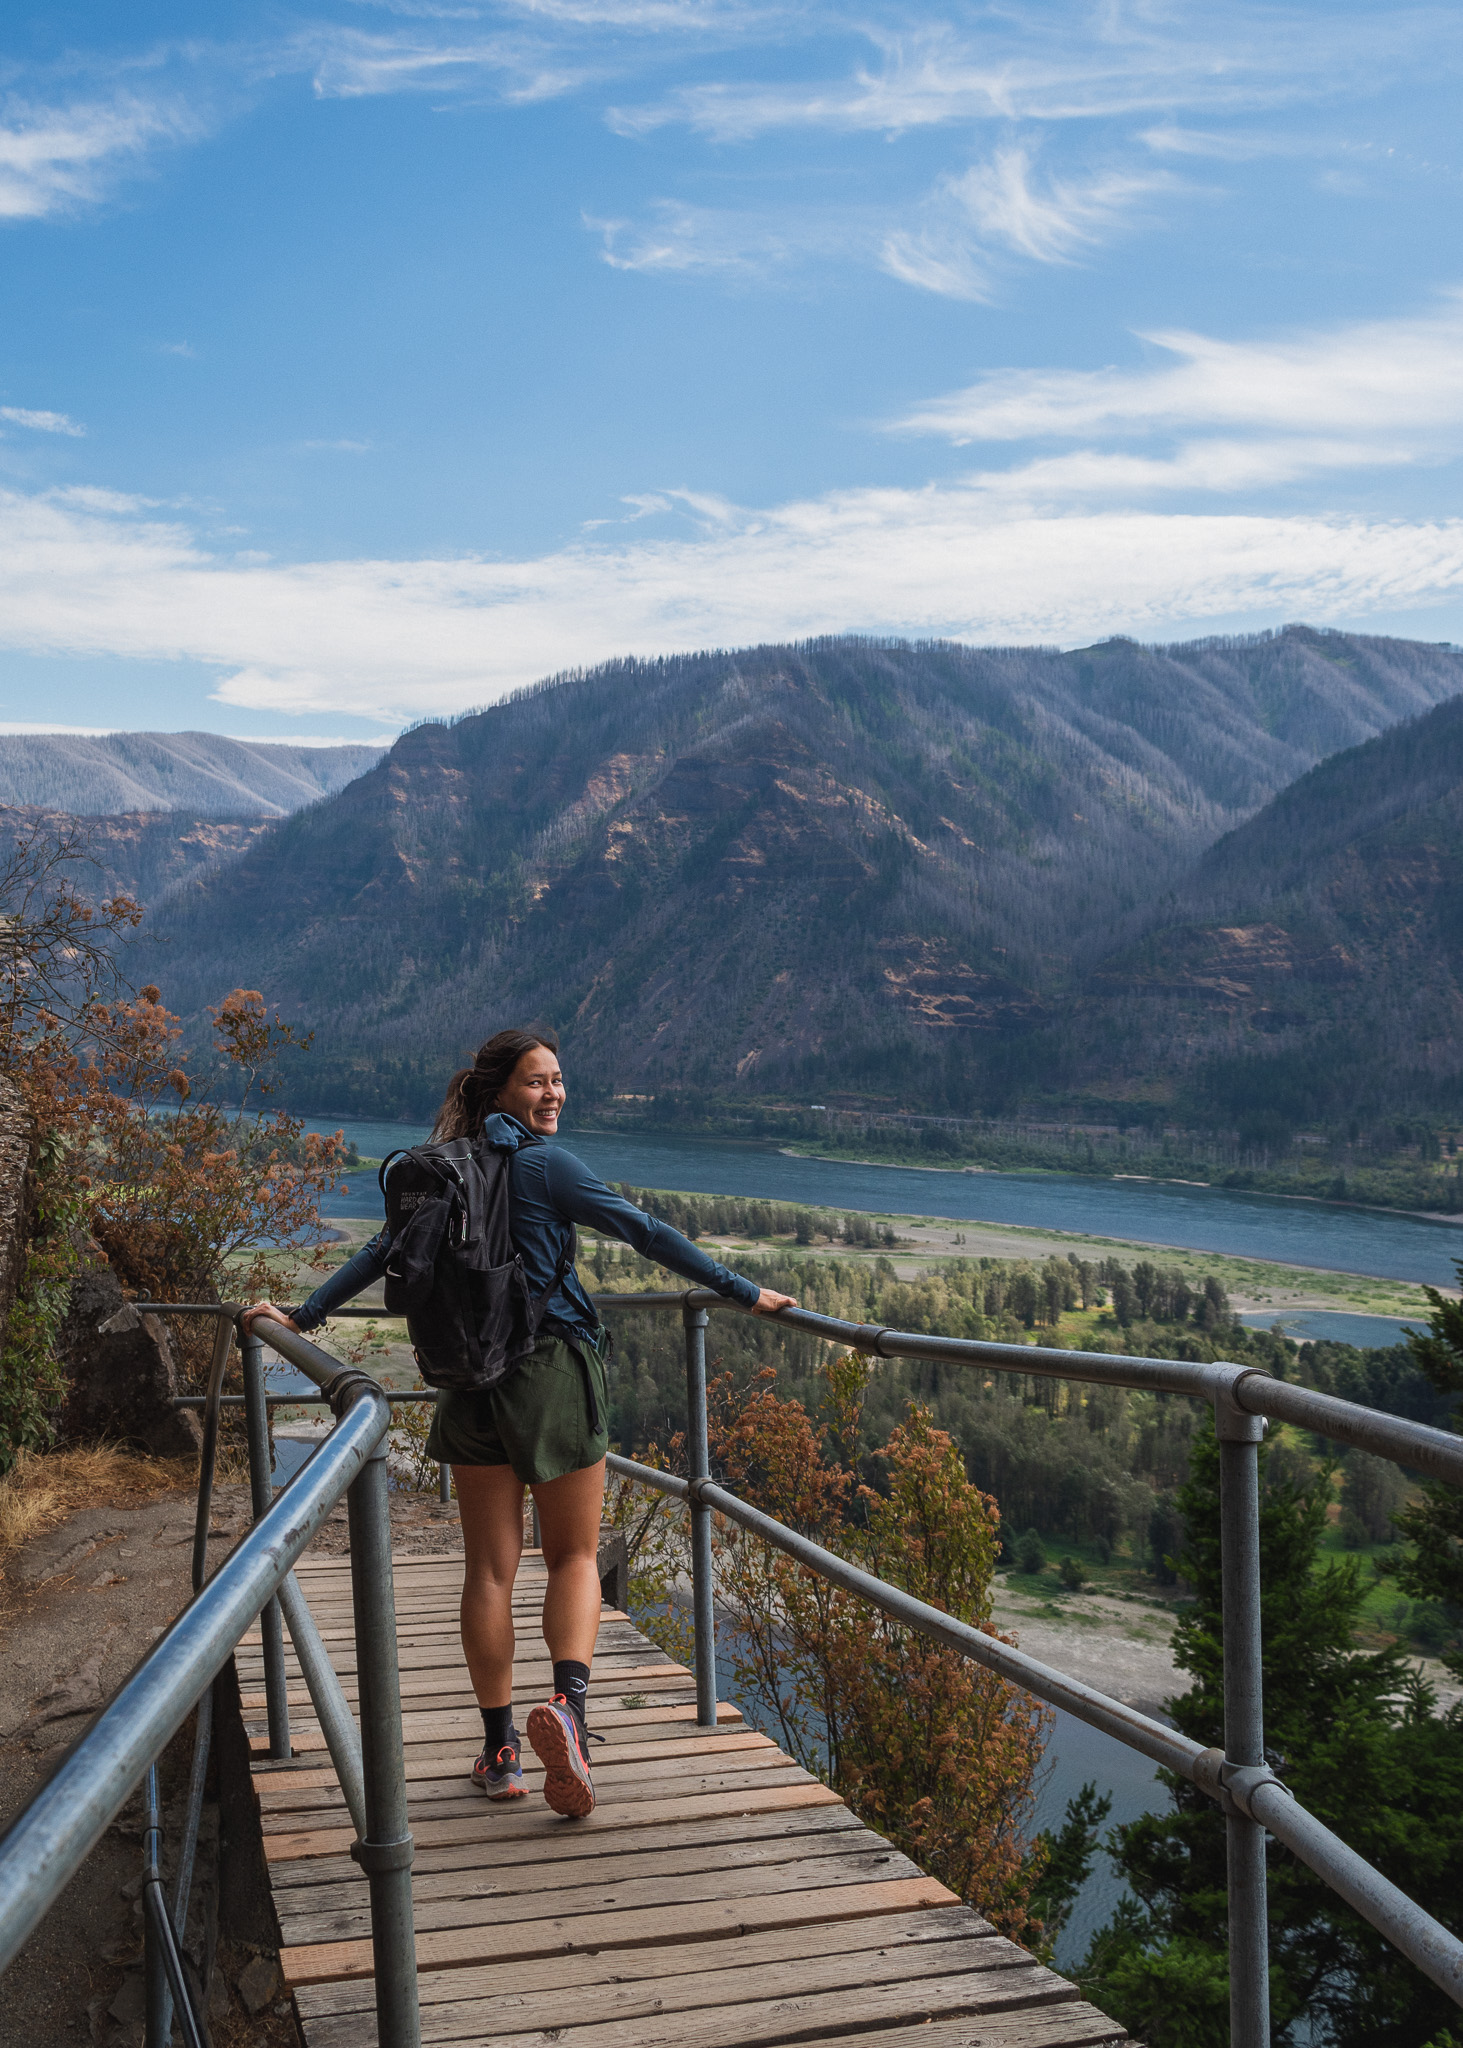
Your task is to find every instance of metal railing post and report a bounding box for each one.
[346,1429,420,2048]
[683,1300,717,1727]
[1216,1381,1270,2048]
[240,1327,292,1760]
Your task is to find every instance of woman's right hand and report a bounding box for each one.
[751,1288,797,1316]
[242,1300,300,1337]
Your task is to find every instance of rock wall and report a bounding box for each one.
[57,1263,202,1458]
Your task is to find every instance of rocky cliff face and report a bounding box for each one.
[140,627,1463,1118]
[0,808,272,920]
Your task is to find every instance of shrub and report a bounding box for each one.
[710,1355,1050,1940]
[1014,1528,1047,1575]
[1058,1554,1087,1591]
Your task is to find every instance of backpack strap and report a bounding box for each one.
[534,1226,578,1312]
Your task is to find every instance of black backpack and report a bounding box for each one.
[377,1131,575,1391]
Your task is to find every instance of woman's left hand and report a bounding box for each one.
[751,1288,797,1316]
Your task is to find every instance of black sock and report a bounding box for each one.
[552,1659,590,1726]
[481,1703,515,1753]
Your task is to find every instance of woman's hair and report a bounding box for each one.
[432,1027,560,1142]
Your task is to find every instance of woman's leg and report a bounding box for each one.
[532,1455,608,1672]
[453,1463,525,1707]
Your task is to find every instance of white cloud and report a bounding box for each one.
[0,406,85,436]
[303,438,374,453]
[589,199,867,278]
[309,29,593,103]
[593,145,1167,299]
[0,93,201,220]
[608,9,1454,141]
[894,292,1463,450]
[0,478,1459,724]
[882,143,1172,298]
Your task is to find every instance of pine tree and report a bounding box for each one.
[1080,1421,1463,2045]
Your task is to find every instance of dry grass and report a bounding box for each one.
[0,1443,198,1566]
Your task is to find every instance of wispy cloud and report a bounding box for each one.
[593,143,1170,300]
[882,143,1172,299]
[589,199,867,278]
[608,9,1454,141]
[0,407,85,436]
[309,28,595,103]
[894,293,1463,448]
[0,93,202,220]
[303,438,374,452]
[0,476,1459,723]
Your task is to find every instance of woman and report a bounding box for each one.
[244,1028,793,1818]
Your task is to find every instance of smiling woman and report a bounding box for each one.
[245,1024,792,1815]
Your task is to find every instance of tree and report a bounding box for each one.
[1081,1422,1463,2046]
[29,985,346,1310]
[1384,1265,1463,1678]
[0,822,349,1450]
[708,1354,1053,1942]
[0,817,141,1067]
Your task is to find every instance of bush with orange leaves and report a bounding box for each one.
[25,982,348,1315]
[710,1352,1053,1943]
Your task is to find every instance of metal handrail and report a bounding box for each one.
[588,1287,1463,2041]
[109,1280,1463,2044]
[0,1311,421,2048]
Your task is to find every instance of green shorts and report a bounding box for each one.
[426,1328,609,1486]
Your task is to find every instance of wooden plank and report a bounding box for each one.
[277,1844,931,1946]
[296,1904,994,2018]
[281,1872,959,1985]
[299,1926,1047,2048]
[262,1729,775,1798]
[270,1805,869,1894]
[276,1821,897,1922]
[266,1778,842,1863]
[249,1698,740,1757]
[239,1664,693,1712]
[835,2008,1129,2047]
[237,1645,685,1677]
[340,1962,1082,2048]
[258,1742,800,1822]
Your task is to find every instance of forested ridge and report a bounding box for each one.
[124,625,1463,1144]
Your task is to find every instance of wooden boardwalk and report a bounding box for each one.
[238,1548,1130,2048]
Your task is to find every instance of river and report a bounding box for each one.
[302,1115,1463,1286]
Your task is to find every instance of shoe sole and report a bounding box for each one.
[526,1703,595,1818]
[474,1774,528,1800]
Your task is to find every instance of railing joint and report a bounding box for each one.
[349,1833,415,1876]
[1221,1759,1288,1822]
[1211,1366,1268,1442]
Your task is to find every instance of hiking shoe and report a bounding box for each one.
[527,1696,597,1817]
[472,1734,526,1800]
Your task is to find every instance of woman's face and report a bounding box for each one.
[497,1045,565,1135]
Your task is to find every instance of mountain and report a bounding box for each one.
[0,732,385,817]
[1077,691,1463,1133]
[0,807,273,920]
[143,627,1463,1118]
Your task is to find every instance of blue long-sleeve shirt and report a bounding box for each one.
[292,1114,761,1341]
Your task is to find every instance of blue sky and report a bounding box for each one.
[2,1,1462,738]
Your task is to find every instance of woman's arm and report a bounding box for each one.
[544,1151,794,1315]
[243,1226,393,1337]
